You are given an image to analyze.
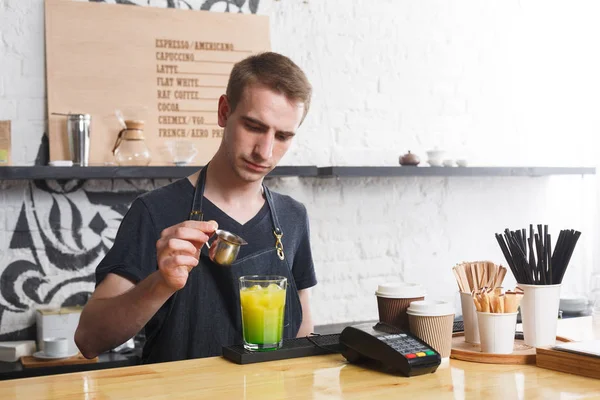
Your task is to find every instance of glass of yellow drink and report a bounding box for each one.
[239,275,287,351]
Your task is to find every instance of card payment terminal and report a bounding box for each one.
[339,322,441,376]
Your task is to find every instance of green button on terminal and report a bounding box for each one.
[425,350,436,356]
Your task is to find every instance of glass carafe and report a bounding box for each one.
[112,120,151,166]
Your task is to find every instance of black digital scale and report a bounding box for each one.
[223,322,441,377]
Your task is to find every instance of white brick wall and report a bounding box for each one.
[269,175,597,324]
[1,0,600,327]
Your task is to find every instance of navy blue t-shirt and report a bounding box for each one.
[95,178,317,360]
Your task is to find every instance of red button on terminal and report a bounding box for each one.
[406,354,417,359]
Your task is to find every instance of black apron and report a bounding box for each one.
[143,166,303,363]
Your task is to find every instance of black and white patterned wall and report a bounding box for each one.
[0,175,168,341]
[0,0,260,342]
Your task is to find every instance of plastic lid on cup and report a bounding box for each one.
[375,282,426,299]
[406,300,454,316]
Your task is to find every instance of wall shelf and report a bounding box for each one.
[0,166,319,180]
[0,166,594,180]
[317,166,596,177]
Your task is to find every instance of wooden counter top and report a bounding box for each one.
[0,317,598,399]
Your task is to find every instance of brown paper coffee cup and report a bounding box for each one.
[375,282,426,330]
[377,296,424,330]
[408,313,454,358]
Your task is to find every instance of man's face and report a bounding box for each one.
[217,84,305,182]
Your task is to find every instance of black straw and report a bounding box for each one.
[495,225,580,285]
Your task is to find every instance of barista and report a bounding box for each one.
[74,52,317,363]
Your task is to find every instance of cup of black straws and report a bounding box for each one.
[495,225,581,347]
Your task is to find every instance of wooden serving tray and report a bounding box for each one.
[450,332,572,365]
[21,353,98,368]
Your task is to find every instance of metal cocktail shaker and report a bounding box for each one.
[66,114,91,166]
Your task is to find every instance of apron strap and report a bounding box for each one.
[189,166,208,221]
[263,185,285,261]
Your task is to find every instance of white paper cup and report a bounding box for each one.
[375,282,425,330]
[519,284,561,347]
[407,300,454,358]
[43,337,69,357]
[477,312,517,354]
[460,292,480,344]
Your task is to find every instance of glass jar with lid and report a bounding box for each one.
[112,120,151,166]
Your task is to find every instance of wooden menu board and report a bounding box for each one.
[45,0,270,166]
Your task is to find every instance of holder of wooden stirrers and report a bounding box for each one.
[472,287,524,313]
[452,261,507,293]
[473,287,524,354]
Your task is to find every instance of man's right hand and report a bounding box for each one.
[156,220,218,291]
[76,220,217,359]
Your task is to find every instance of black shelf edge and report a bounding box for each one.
[317,166,596,177]
[270,165,319,177]
[0,166,594,180]
[0,165,319,180]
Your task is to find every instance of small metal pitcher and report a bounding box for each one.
[207,229,248,266]
[52,112,91,166]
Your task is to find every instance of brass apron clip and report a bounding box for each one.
[274,230,285,261]
[189,210,203,221]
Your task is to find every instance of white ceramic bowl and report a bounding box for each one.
[443,159,455,167]
[456,159,468,167]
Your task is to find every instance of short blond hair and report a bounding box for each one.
[226,52,312,123]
